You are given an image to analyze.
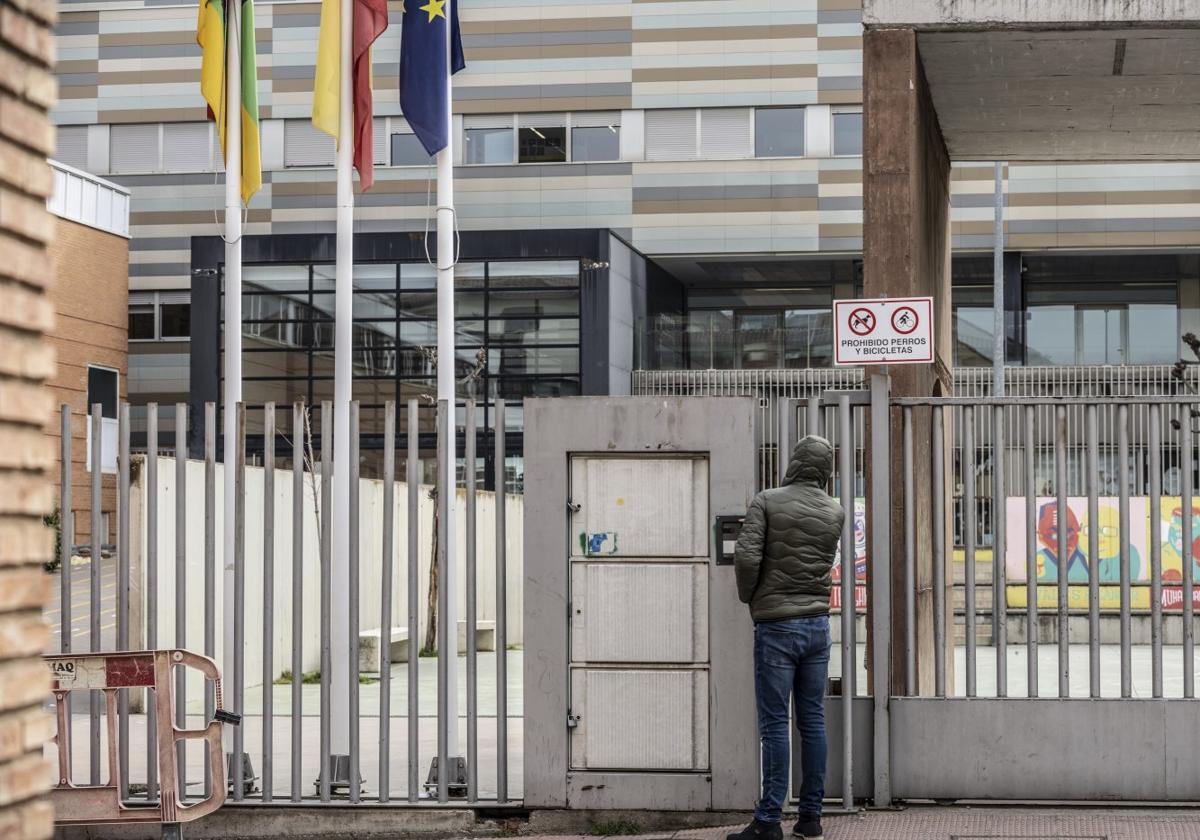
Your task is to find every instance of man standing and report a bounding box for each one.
[727,436,845,840]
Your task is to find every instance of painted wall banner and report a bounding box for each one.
[833,297,934,366]
[1007,584,1200,612]
[1005,496,1200,585]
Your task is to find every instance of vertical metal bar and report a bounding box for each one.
[495,398,509,804]
[1149,403,1163,698]
[1184,403,1195,699]
[379,401,396,802]
[932,405,946,698]
[1025,406,1038,698]
[320,400,333,801]
[174,404,187,796]
[435,400,450,804]
[1055,405,1069,698]
[407,400,419,803]
[203,402,215,799]
[146,405,158,800]
[465,400,478,801]
[902,407,915,695]
[868,374,891,807]
[291,402,304,801]
[59,406,75,790]
[963,406,977,697]
[994,404,1007,698]
[1119,404,1132,698]
[117,402,130,801]
[263,403,275,801]
[838,395,854,808]
[89,402,101,786]
[349,401,361,802]
[233,402,247,800]
[1086,405,1100,698]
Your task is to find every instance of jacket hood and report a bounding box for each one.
[782,435,834,487]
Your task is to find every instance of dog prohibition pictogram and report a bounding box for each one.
[848,308,876,336]
[891,306,919,335]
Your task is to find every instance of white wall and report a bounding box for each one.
[136,457,524,690]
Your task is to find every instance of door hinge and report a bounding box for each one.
[567,498,581,514]
[567,712,582,729]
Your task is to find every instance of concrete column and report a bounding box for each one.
[862,27,954,696]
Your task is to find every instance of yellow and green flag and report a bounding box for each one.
[198,0,262,204]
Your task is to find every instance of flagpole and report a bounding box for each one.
[221,0,243,773]
[436,0,460,760]
[330,0,354,782]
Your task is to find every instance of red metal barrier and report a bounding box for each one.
[45,649,228,833]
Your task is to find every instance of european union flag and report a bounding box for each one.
[399,0,465,157]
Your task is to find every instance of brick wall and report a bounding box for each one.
[0,0,60,833]
[45,216,129,546]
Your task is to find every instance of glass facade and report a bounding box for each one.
[219,258,581,486]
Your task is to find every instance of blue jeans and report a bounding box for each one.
[753,615,831,823]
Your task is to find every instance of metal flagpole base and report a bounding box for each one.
[226,752,259,796]
[424,756,468,799]
[314,754,362,796]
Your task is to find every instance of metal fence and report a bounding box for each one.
[53,398,515,806]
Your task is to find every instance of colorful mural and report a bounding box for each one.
[832,497,867,584]
[1005,497,1147,584]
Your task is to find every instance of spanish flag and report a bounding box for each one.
[197,0,262,204]
[312,0,389,191]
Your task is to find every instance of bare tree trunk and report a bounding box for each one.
[423,488,439,654]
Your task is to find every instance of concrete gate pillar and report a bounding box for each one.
[862,27,954,696]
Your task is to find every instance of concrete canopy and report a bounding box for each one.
[864,1,1200,160]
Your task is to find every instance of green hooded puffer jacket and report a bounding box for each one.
[733,435,845,622]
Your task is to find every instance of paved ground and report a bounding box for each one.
[574,809,1200,840]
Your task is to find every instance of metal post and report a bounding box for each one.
[963,406,977,697]
[203,402,216,798]
[868,374,890,806]
[495,399,509,803]
[379,401,396,802]
[838,394,854,808]
[992,160,1005,397]
[175,404,188,797]
[263,402,275,801]
[902,407,915,696]
[778,398,796,487]
[117,402,130,801]
[59,406,74,788]
[806,394,821,439]
[1119,404,1132,698]
[407,400,419,802]
[146,404,158,800]
[348,401,361,801]
[1149,403,1163,698]
[1184,404,1195,699]
[932,405,946,698]
[436,401,450,803]
[233,402,246,799]
[994,404,1007,698]
[1086,405,1100,698]
[291,402,304,801]
[1024,406,1038,698]
[465,399,478,801]
[319,401,333,800]
[1055,405,1069,698]
[89,402,102,786]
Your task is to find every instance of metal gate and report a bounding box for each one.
[793,379,1200,805]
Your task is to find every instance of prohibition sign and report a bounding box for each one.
[848,308,876,336]
[891,306,919,335]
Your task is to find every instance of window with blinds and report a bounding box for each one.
[645,110,698,161]
[162,122,213,172]
[699,108,752,159]
[55,125,89,170]
[373,117,388,166]
[284,119,335,167]
[109,124,160,174]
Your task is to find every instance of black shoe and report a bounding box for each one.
[792,813,823,839]
[726,819,783,840]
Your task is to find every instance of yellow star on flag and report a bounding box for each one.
[419,0,445,21]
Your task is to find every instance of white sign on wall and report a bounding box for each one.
[833,297,933,366]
